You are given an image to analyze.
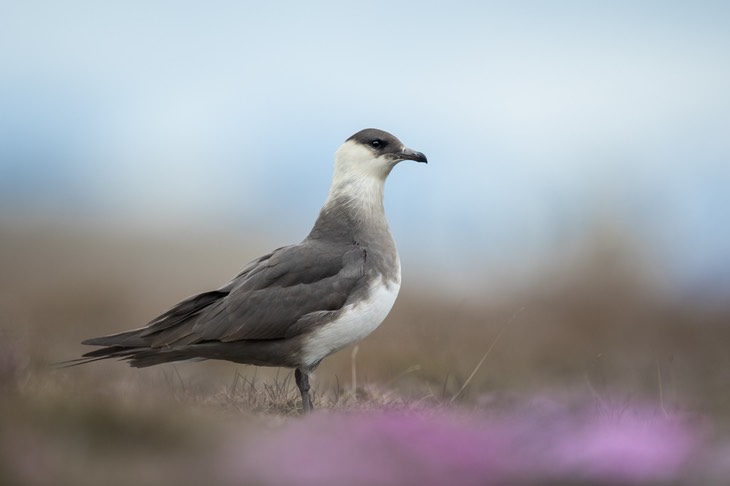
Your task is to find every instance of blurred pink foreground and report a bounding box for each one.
[221,400,711,485]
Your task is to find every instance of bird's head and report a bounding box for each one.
[333,128,427,182]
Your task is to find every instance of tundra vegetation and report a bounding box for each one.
[1,224,728,485]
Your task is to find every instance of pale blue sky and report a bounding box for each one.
[1,1,729,296]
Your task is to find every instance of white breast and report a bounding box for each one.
[301,274,401,368]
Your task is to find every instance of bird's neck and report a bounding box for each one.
[325,174,387,223]
[308,175,391,242]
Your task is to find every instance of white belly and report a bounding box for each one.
[301,275,401,367]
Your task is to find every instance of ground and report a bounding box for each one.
[1,222,728,485]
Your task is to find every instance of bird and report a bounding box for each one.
[75,128,427,413]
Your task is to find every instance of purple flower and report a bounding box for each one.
[219,400,700,485]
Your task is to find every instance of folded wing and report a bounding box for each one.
[83,240,368,351]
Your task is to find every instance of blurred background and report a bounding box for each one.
[2,1,730,484]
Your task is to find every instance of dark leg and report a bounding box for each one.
[295,368,313,413]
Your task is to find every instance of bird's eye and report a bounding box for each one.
[370,139,384,149]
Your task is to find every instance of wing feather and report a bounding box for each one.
[115,240,367,347]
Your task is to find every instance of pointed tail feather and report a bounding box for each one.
[58,344,203,369]
[81,327,149,348]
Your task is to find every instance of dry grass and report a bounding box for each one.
[1,220,729,484]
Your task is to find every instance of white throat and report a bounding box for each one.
[323,141,395,221]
